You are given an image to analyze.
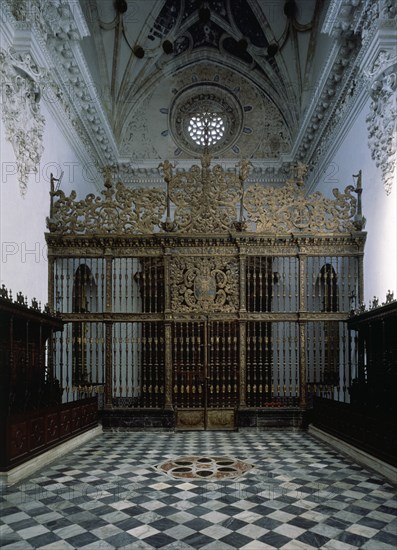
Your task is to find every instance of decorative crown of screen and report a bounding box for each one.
[47,157,364,236]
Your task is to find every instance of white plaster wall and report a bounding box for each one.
[315,100,397,305]
[0,100,99,305]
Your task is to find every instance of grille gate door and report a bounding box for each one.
[174,320,239,430]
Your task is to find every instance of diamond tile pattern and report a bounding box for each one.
[1,431,396,549]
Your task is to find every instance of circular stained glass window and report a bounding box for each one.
[188,112,225,146]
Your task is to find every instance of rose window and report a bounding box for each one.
[188,112,225,146]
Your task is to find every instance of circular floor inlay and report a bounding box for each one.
[155,455,254,480]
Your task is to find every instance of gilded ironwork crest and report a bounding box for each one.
[243,180,359,233]
[170,257,239,312]
[47,155,363,236]
[47,174,166,235]
[159,153,246,233]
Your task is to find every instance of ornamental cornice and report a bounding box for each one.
[296,33,362,165]
[45,232,366,255]
[2,0,119,187]
[116,159,294,187]
[46,37,118,171]
[300,0,396,192]
[305,69,367,193]
[4,0,89,41]
[322,0,368,37]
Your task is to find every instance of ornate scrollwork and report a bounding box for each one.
[170,256,239,312]
[0,48,46,196]
[166,154,244,233]
[48,153,362,236]
[243,181,358,233]
[365,50,397,195]
[47,178,166,235]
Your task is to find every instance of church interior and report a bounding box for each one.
[0,0,396,548]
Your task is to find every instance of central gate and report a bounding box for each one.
[173,320,239,430]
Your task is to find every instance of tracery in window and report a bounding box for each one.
[188,112,225,146]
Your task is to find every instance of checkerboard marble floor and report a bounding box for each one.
[1,430,396,549]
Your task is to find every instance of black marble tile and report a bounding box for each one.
[258,530,291,547]
[121,505,147,516]
[182,532,214,548]
[296,530,331,547]
[105,531,138,547]
[149,517,180,531]
[336,531,370,547]
[220,531,252,548]
[184,505,214,517]
[153,505,179,517]
[27,532,62,547]
[184,518,213,531]
[357,516,388,530]
[378,505,396,515]
[67,532,100,546]
[372,530,397,545]
[145,532,177,547]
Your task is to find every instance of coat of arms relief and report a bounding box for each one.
[169,257,239,312]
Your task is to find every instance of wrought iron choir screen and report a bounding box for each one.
[45,156,366,430]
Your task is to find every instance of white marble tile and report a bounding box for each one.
[273,522,305,538]
[127,524,160,538]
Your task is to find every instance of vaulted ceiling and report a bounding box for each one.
[81,0,342,180]
[78,0,356,179]
[3,0,373,189]
[1,0,394,197]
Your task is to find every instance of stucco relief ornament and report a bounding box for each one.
[0,48,46,196]
[365,50,397,195]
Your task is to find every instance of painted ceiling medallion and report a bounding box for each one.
[155,455,254,480]
[169,83,243,156]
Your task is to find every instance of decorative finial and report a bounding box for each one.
[353,170,365,230]
[159,160,176,231]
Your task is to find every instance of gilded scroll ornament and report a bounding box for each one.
[48,154,362,236]
[170,257,239,312]
[243,182,358,233]
[167,155,244,233]
[47,178,166,235]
